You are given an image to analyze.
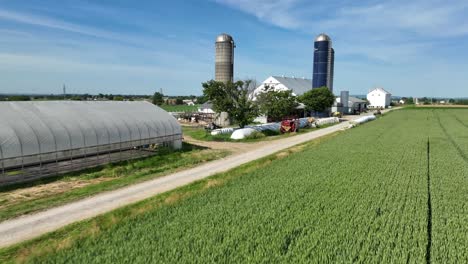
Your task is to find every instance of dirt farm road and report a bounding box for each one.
[0,113,385,248]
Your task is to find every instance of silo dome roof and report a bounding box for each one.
[315,33,331,42]
[216,33,233,42]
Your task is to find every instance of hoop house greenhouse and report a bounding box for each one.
[0,101,182,186]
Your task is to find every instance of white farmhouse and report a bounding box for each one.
[367,88,391,108]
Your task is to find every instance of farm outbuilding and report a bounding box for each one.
[0,101,182,185]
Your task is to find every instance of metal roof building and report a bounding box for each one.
[251,76,312,100]
[0,101,182,185]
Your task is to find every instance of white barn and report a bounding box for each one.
[251,76,311,123]
[251,76,312,100]
[367,88,391,108]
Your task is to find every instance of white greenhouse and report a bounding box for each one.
[0,101,182,185]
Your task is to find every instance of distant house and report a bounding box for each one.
[367,88,391,108]
[164,98,177,105]
[198,102,215,114]
[399,99,405,104]
[182,99,195,106]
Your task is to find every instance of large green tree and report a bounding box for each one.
[202,80,258,128]
[152,92,164,106]
[299,87,335,114]
[256,87,298,121]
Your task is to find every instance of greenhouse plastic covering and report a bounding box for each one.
[0,101,181,162]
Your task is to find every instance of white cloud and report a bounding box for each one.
[216,0,468,38]
[214,0,302,29]
[328,0,468,38]
[215,0,468,63]
[0,9,118,39]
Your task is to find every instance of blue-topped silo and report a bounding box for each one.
[312,33,334,92]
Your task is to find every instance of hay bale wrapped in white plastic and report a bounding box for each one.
[211,127,235,136]
[352,115,376,125]
[230,128,257,140]
[245,118,311,133]
[245,123,280,132]
[316,117,339,126]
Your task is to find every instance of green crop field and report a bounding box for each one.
[1,109,467,263]
[159,104,200,112]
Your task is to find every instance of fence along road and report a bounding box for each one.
[0,112,389,248]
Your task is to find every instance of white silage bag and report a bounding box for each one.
[230,128,257,140]
[316,117,339,126]
[352,115,376,124]
[211,127,235,136]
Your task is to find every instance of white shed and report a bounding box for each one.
[367,88,391,108]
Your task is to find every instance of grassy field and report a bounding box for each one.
[1,109,467,263]
[0,144,228,222]
[159,104,200,112]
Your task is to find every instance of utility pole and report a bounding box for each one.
[63,84,66,100]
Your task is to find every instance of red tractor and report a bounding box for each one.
[280,117,299,134]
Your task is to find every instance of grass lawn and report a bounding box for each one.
[159,104,200,112]
[0,143,228,222]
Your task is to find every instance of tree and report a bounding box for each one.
[8,95,31,101]
[152,92,164,105]
[196,95,208,104]
[202,80,258,128]
[256,86,298,121]
[113,96,124,101]
[299,87,335,114]
[175,98,184,105]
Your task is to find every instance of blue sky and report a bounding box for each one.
[0,0,467,97]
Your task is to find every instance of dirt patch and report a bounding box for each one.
[0,177,114,210]
[164,193,190,205]
[204,179,224,189]
[183,135,270,154]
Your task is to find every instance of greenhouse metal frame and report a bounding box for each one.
[0,101,182,186]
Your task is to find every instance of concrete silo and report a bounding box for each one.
[215,33,235,83]
[340,91,349,114]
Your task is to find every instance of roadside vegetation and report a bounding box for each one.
[2,109,467,263]
[0,144,228,222]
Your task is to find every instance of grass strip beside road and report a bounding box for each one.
[0,133,338,263]
[0,144,228,222]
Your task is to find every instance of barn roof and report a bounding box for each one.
[271,76,312,96]
[369,87,391,95]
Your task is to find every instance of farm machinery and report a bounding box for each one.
[280,117,300,134]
